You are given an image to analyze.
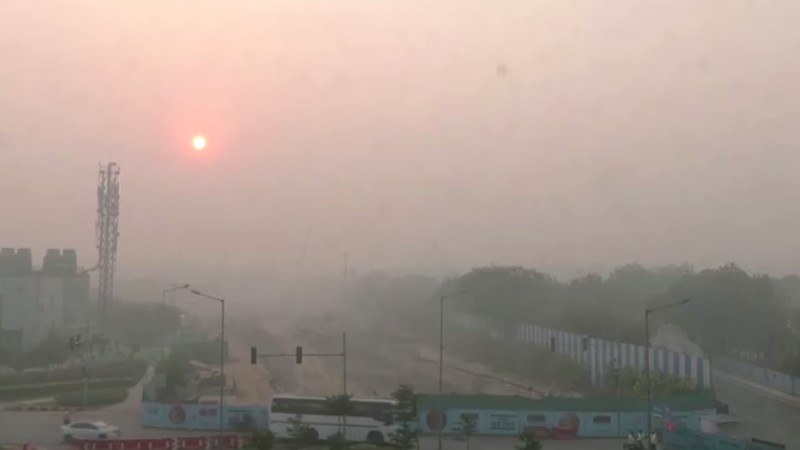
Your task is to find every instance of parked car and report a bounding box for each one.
[61,421,121,442]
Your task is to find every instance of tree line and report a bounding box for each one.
[445,263,800,375]
[345,263,800,377]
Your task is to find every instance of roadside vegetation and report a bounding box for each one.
[447,331,590,393]
[345,262,800,392]
[441,263,800,377]
[0,359,147,405]
[608,366,696,398]
[0,301,178,407]
[388,384,420,449]
[54,387,129,407]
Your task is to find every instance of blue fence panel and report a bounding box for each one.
[618,412,647,436]
[517,410,549,435]
[481,411,520,435]
[717,435,748,449]
[453,313,712,389]
[716,356,799,397]
[139,402,269,430]
[579,411,618,437]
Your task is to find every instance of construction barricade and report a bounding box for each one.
[71,435,243,450]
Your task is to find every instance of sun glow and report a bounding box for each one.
[192,136,207,151]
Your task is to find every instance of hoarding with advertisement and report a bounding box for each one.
[485,412,518,435]
[139,402,269,430]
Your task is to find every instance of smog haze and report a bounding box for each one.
[2,0,799,280]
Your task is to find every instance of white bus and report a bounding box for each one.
[269,394,398,445]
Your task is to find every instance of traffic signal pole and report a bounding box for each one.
[252,331,348,395]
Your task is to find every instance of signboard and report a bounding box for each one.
[486,413,518,434]
[139,402,268,431]
[619,412,646,435]
[653,405,670,417]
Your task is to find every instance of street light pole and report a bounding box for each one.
[190,289,226,448]
[645,298,690,450]
[160,284,189,359]
[439,295,444,395]
[437,290,467,450]
[163,284,190,305]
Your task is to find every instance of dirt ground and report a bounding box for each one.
[225,302,568,403]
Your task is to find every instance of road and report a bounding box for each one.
[713,371,799,447]
[234,309,560,400]
[0,401,621,450]
[420,436,623,449]
[0,407,622,450]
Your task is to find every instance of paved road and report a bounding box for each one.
[419,436,623,449]
[0,409,621,450]
[713,372,799,447]
[0,408,209,447]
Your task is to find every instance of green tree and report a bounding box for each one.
[22,331,70,368]
[243,430,275,450]
[453,266,560,337]
[325,393,354,443]
[326,432,349,450]
[611,366,695,398]
[287,415,318,448]
[390,384,417,421]
[389,384,419,449]
[460,414,477,450]
[388,423,419,450]
[516,430,543,450]
[155,351,191,401]
[657,264,788,365]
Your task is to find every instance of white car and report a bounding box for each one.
[61,421,121,442]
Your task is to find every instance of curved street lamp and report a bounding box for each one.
[645,298,691,449]
[190,289,226,446]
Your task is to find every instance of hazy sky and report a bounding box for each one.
[2,1,800,280]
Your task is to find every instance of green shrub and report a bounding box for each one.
[450,336,591,393]
[0,377,134,401]
[0,360,147,386]
[55,388,129,407]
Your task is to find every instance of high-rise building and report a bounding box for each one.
[0,248,90,354]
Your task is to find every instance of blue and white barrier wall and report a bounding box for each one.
[139,402,269,430]
[715,356,800,397]
[416,408,713,437]
[453,313,712,389]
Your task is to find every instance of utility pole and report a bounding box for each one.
[190,290,226,448]
[437,290,467,450]
[96,162,120,328]
[342,332,347,395]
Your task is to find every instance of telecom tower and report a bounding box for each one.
[97,162,120,324]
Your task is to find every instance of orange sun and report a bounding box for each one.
[192,135,207,151]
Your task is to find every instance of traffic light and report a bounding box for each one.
[250,347,257,365]
[295,346,303,364]
[582,336,589,351]
[69,334,83,351]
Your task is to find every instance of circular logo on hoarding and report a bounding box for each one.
[169,405,187,424]
[426,411,447,431]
